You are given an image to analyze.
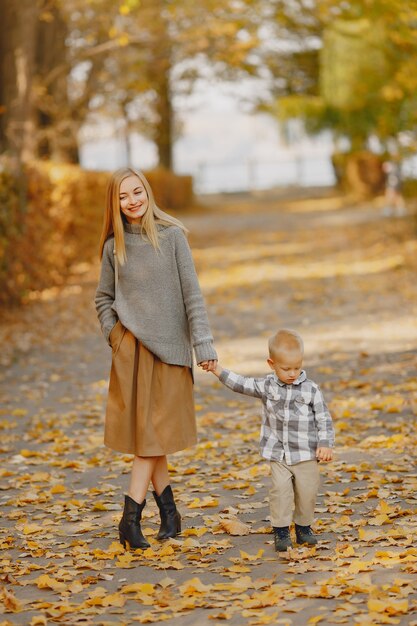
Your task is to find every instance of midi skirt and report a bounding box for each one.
[104,320,197,456]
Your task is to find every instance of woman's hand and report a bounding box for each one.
[198,359,218,373]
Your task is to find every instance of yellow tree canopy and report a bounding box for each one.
[320,18,388,110]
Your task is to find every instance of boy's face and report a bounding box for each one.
[267,349,303,385]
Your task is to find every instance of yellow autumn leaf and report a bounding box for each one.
[68,580,83,594]
[31,472,50,482]
[141,547,157,559]
[358,526,382,541]
[1,586,23,612]
[102,592,126,607]
[182,538,201,548]
[34,574,67,592]
[30,616,47,626]
[228,564,251,573]
[163,560,184,570]
[378,500,396,514]
[219,517,250,536]
[368,513,391,526]
[12,408,28,417]
[179,577,212,594]
[22,524,44,535]
[92,501,108,511]
[308,616,326,625]
[367,597,408,614]
[107,541,125,555]
[121,583,155,594]
[182,527,208,537]
[188,497,219,508]
[159,544,175,557]
[240,548,264,561]
[50,484,66,494]
[116,552,135,567]
[347,560,374,574]
[20,449,42,457]
[208,611,233,620]
[337,545,355,557]
[240,611,279,624]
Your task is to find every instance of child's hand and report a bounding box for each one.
[198,360,218,373]
[316,447,333,462]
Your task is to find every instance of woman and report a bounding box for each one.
[95,168,217,549]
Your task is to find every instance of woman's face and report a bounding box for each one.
[119,175,149,223]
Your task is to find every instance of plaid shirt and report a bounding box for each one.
[219,369,334,465]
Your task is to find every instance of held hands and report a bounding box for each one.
[198,360,222,376]
[316,447,333,462]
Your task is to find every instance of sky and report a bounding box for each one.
[80,80,335,194]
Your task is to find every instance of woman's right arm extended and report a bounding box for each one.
[94,239,118,344]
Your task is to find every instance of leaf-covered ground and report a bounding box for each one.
[1,191,417,625]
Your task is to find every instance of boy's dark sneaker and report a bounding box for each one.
[295,524,318,545]
[273,526,293,551]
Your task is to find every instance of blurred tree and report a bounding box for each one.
[0,0,80,163]
[0,0,39,165]
[262,0,417,192]
[1,0,262,169]
[66,0,262,169]
[34,5,75,162]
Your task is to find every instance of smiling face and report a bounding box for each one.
[267,349,303,385]
[119,175,149,223]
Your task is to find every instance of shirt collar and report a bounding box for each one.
[274,370,307,386]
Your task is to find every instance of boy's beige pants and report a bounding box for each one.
[269,459,320,527]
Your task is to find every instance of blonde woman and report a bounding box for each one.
[95,168,217,549]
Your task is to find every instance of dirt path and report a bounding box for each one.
[1,192,416,625]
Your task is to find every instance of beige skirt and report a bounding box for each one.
[104,321,196,456]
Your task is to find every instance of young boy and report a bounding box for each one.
[211,329,334,551]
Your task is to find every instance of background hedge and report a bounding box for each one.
[0,162,194,307]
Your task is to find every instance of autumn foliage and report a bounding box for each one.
[0,162,193,307]
[0,193,416,624]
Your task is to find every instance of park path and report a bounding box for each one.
[1,191,416,625]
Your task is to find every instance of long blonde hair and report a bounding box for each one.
[98,167,187,265]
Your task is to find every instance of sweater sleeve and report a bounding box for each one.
[174,228,217,364]
[94,239,118,344]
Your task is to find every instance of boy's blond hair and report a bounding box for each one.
[269,329,304,360]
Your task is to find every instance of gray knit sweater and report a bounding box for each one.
[95,223,217,367]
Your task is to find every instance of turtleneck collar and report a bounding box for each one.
[124,222,142,234]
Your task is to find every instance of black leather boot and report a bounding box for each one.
[153,485,181,540]
[295,524,318,545]
[273,526,293,551]
[118,495,150,549]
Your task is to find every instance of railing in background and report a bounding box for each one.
[176,153,336,194]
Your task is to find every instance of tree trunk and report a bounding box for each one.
[0,0,39,165]
[154,70,173,170]
[34,6,79,162]
[147,6,173,171]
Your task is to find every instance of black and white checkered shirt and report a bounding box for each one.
[218,369,334,465]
